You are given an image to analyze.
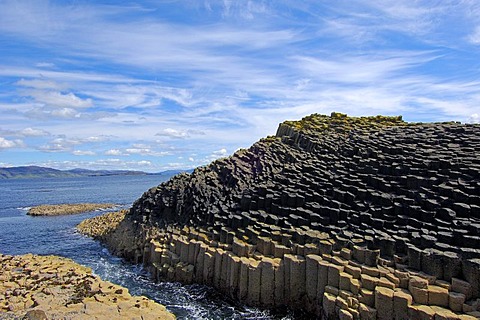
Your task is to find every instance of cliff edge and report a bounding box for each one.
[82,112,480,319]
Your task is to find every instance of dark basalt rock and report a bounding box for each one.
[98,113,480,319]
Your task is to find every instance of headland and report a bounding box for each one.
[80,113,480,319]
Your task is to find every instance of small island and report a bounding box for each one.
[27,203,116,216]
[0,253,175,319]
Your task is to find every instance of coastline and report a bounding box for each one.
[0,253,175,319]
[78,113,480,319]
[27,203,117,216]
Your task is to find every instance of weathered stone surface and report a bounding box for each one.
[28,203,116,216]
[0,253,175,319]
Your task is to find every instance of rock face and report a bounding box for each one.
[0,253,175,319]
[28,203,116,216]
[90,113,480,319]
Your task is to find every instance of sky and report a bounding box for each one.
[0,1,479,172]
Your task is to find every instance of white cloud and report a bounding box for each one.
[105,149,126,156]
[26,90,93,109]
[20,127,50,137]
[38,135,107,153]
[0,162,13,167]
[468,113,479,123]
[125,147,170,157]
[35,62,55,68]
[35,159,154,171]
[468,26,480,45]
[0,137,23,149]
[156,128,206,139]
[73,150,95,156]
[50,108,80,118]
[16,78,64,90]
[213,148,228,156]
[38,137,79,152]
[158,128,189,139]
[1,1,480,171]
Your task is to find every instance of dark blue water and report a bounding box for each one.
[0,175,289,319]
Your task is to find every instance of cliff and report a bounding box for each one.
[83,112,480,319]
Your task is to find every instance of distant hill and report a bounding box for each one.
[0,166,193,179]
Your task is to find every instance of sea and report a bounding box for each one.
[0,175,296,319]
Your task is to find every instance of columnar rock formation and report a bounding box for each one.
[85,113,480,319]
[0,253,175,319]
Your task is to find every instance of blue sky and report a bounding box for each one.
[0,1,479,172]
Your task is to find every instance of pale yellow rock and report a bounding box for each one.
[362,265,380,277]
[411,286,429,304]
[428,285,449,307]
[29,203,116,216]
[375,286,394,320]
[393,288,413,320]
[430,305,460,320]
[410,276,429,289]
[287,254,306,307]
[340,272,353,291]
[0,253,175,320]
[345,264,361,279]
[328,263,344,288]
[377,276,396,289]
[259,257,275,307]
[408,304,435,320]
[238,257,250,301]
[305,254,321,310]
[323,292,336,318]
[274,259,285,306]
[339,308,354,320]
[317,259,329,302]
[246,258,261,305]
[361,273,378,291]
[359,302,377,320]
[350,278,361,295]
[359,288,375,307]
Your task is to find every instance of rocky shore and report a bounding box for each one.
[27,203,116,216]
[77,210,127,239]
[0,253,175,319]
[81,113,480,319]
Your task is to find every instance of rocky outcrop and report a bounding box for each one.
[28,203,116,216]
[87,113,480,319]
[0,253,175,319]
[77,210,127,239]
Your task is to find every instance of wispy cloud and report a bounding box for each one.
[73,150,96,156]
[0,0,479,171]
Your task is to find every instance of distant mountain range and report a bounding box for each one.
[0,166,193,179]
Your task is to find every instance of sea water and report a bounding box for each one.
[0,175,295,319]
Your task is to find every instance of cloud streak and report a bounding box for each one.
[0,0,479,171]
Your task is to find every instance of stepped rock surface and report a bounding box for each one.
[82,113,480,319]
[0,253,175,319]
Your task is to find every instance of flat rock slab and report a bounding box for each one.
[27,203,116,216]
[0,253,175,319]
